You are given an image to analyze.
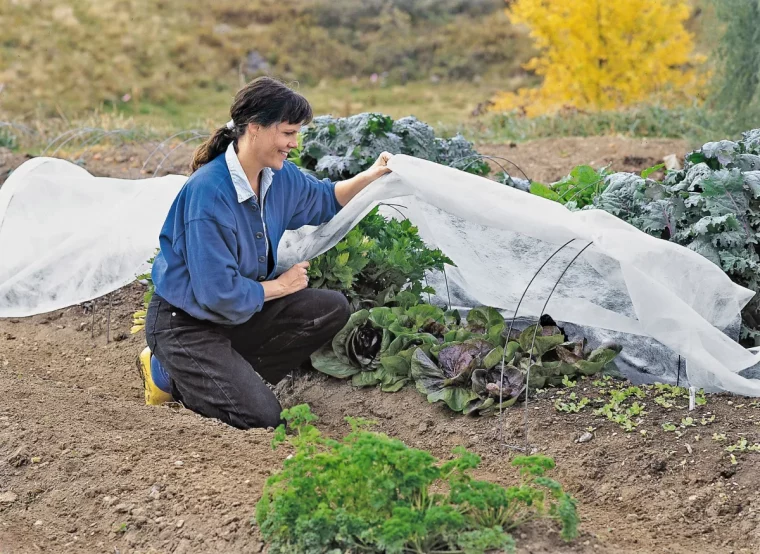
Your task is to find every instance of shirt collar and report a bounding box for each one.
[225,141,273,204]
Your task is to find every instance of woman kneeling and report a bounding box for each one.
[143,77,391,429]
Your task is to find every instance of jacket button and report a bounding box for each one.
[258,276,266,282]
[255,232,263,239]
[258,255,266,263]
[251,204,259,211]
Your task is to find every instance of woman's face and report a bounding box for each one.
[247,121,301,171]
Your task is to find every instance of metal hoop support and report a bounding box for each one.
[497,239,576,449]
[500,241,594,452]
[152,133,209,177]
[454,154,533,184]
[141,130,208,173]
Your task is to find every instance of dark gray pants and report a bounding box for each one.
[145,289,350,429]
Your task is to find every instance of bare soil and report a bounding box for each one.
[3,137,758,554]
[477,136,689,184]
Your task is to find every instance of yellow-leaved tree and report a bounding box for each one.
[491,0,707,116]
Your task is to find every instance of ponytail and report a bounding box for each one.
[191,126,235,172]
[190,76,313,173]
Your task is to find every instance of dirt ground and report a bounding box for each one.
[3,137,759,554]
[476,136,689,184]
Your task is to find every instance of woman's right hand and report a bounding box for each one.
[276,261,310,293]
[261,261,310,301]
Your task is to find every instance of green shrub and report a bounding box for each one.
[255,404,579,554]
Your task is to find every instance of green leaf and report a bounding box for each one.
[380,374,409,393]
[529,182,560,202]
[352,370,383,388]
[406,304,445,326]
[380,355,411,377]
[575,345,622,376]
[427,386,480,413]
[571,164,599,186]
[466,307,505,333]
[410,348,446,396]
[518,325,565,357]
[464,396,495,416]
[701,168,748,217]
[368,307,397,328]
[702,140,738,166]
[642,163,665,179]
[444,328,475,343]
[310,347,360,379]
[483,341,520,370]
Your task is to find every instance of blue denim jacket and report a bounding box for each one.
[152,147,341,325]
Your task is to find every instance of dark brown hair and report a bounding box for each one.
[191,77,313,172]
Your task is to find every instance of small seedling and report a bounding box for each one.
[555,397,589,413]
[626,402,646,417]
[655,396,674,409]
[562,375,577,388]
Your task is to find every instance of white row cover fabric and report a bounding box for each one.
[2,155,760,395]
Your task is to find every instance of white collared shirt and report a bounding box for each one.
[225,141,274,264]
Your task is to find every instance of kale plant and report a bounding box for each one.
[584,128,760,343]
[295,113,490,181]
[255,404,579,554]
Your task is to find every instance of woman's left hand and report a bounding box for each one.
[334,152,394,206]
[367,152,393,180]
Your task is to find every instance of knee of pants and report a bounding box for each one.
[235,409,283,431]
[305,289,350,328]
[321,290,350,332]
[213,395,284,431]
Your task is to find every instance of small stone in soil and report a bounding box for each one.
[114,503,131,514]
[578,432,594,443]
[0,492,18,504]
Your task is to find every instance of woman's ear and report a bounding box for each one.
[247,122,260,138]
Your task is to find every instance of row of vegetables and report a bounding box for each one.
[310,303,622,415]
